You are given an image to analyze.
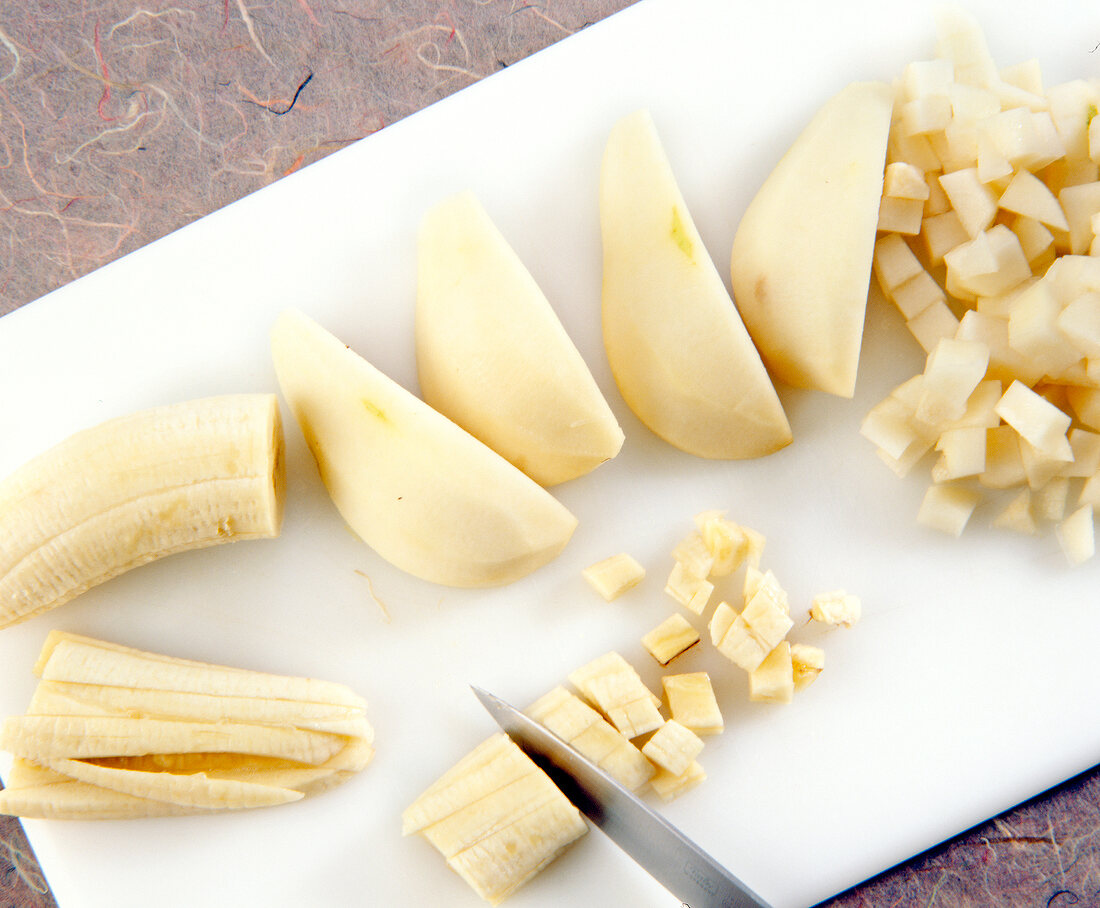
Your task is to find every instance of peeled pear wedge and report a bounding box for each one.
[416,191,624,486]
[270,309,577,587]
[730,81,893,398]
[600,109,792,459]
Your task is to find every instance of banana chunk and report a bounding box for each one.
[403,733,587,905]
[641,614,700,666]
[661,672,723,736]
[568,652,664,740]
[640,720,704,778]
[581,553,645,601]
[0,394,285,629]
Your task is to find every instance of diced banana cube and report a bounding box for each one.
[790,644,825,690]
[581,553,645,601]
[664,562,713,615]
[809,590,861,628]
[526,687,654,792]
[749,642,794,704]
[693,511,752,576]
[648,760,706,802]
[569,653,663,739]
[671,531,715,578]
[641,720,704,778]
[662,672,723,736]
[641,614,700,666]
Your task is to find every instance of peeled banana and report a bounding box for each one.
[0,394,285,629]
[0,631,373,819]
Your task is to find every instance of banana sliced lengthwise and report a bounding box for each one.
[0,394,286,629]
[0,631,373,819]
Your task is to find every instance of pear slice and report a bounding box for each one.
[599,109,791,459]
[271,309,577,587]
[416,191,624,486]
[730,81,893,397]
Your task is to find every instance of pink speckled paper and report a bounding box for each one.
[1,1,1099,906]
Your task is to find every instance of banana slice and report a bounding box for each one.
[0,394,285,629]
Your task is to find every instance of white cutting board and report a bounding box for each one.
[1,1,1098,906]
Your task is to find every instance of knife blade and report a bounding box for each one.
[471,686,773,908]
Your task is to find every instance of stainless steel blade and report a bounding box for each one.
[471,686,773,908]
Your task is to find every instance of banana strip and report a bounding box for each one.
[0,633,374,819]
[41,757,303,809]
[0,394,285,629]
[1,716,346,765]
[30,680,372,737]
[35,631,367,710]
[0,781,213,820]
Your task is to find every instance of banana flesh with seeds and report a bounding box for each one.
[0,393,286,629]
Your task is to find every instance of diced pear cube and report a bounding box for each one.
[979,108,1064,172]
[662,672,723,736]
[999,59,1044,97]
[641,720,704,778]
[917,482,982,536]
[992,488,1038,535]
[907,300,961,354]
[935,7,998,88]
[892,270,946,320]
[860,395,921,461]
[878,196,925,234]
[749,642,794,704]
[1035,475,1070,522]
[809,590,861,627]
[1056,292,1100,359]
[900,95,953,136]
[994,381,1074,461]
[1090,115,1100,165]
[1020,440,1067,491]
[1058,181,1100,254]
[664,562,713,616]
[671,531,714,579]
[877,436,935,478]
[924,173,951,216]
[1046,79,1100,161]
[997,170,1069,231]
[1067,385,1100,431]
[649,760,706,802]
[980,425,1027,489]
[884,162,931,200]
[790,643,825,690]
[976,134,1014,184]
[939,168,998,237]
[1056,505,1095,565]
[1065,429,1100,478]
[582,553,645,601]
[641,614,700,666]
[921,210,971,265]
[943,225,1031,298]
[916,338,991,426]
[873,234,923,293]
[1009,216,1055,268]
[1008,280,1083,378]
[888,129,942,173]
[902,58,955,101]
[1079,471,1100,507]
[933,425,987,481]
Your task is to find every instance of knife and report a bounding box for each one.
[471,686,774,908]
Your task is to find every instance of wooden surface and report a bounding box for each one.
[0,1,1097,905]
